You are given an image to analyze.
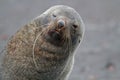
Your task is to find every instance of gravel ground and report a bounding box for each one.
[0,0,120,80]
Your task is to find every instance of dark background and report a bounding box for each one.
[0,0,120,80]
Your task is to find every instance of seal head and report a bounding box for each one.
[35,5,84,48]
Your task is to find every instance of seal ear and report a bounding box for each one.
[34,14,50,27]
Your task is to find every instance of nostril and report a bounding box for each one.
[57,20,65,28]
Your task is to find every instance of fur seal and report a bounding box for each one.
[1,5,84,80]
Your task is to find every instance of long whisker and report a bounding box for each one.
[32,32,42,70]
[32,24,48,70]
[67,36,72,55]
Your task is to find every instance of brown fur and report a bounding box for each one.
[1,5,84,80]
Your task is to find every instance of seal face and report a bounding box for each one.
[2,5,84,80]
[36,5,84,47]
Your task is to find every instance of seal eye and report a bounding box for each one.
[73,24,78,29]
[52,14,57,17]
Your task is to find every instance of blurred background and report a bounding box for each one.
[0,0,120,80]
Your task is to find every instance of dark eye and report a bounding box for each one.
[73,24,78,29]
[52,14,56,17]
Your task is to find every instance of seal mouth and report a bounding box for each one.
[48,29,62,41]
[46,25,65,46]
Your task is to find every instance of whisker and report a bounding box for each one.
[32,32,41,70]
[32,25,47,70]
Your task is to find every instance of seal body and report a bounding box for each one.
[1,5,84,80]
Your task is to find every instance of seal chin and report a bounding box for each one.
[44,28,63,46]
[48,29,62,41]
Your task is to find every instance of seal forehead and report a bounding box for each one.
[43,5,80,20]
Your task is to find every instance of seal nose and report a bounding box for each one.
[57,19,65,28]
